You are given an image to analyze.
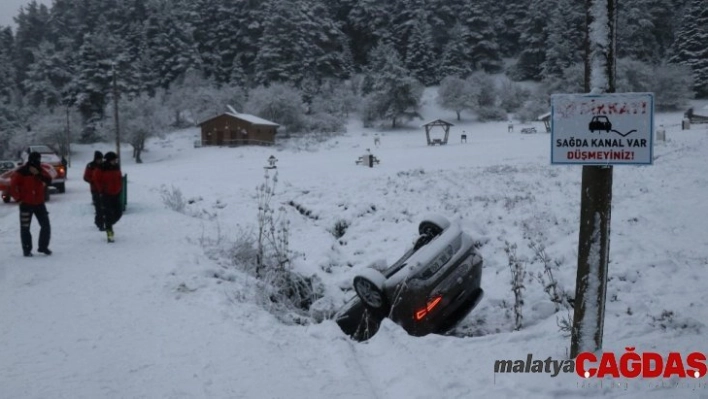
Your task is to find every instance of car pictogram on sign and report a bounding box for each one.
[589,116,612,133]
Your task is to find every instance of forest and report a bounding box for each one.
[0,0,706,160]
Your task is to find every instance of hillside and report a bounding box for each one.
[1,96,707,398]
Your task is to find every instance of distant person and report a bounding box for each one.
[93,151,123,243]
[83,151,104,230]
[9,151,52,257]
[61,155,68,176]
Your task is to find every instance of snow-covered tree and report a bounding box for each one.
[652,63,694,110]
[255,0,351,87]
[438,23,474,79]
[436,76,477,120]
[494,0,527,56]
[116,92,171,163]
[542,0,585,79]
[0,27,17,104]
[670,0,708,97]
[165,68,246,127]
[143,3,199,91]
[23,41,75,109]
[459,0,502,73]
[497,78,531,113]
[346,0,392,67]
[512,0,550,81]
[405,12,438,86]
[245,83,307,134]
[74,32,114,141]
[12,1,51,89]
[362,43,423,128]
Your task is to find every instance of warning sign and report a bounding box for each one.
[551,93,654,165]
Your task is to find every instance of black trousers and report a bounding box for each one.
[20,203,51,254]
[91,191,105,228]
[101,194,122,231]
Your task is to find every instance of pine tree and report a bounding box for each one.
[13,1,51,89]
[542,0,585,79]
[513,0,550,80]
[426,0,461,55]
[23,41,75,108]
[0,27,16,104]
[144,3,199,91]
[255,0,351,87]
[74,31,115,141]
[233,0,266,79]
[346,0,392,67]
[363,43,423,128]
[670,0,708,97]
[495,0,527,56]
[190,0,225,82]
[459,0,502,73]
[405,13,438,86]
[302,0,353,82]
[438,23,474,79]
[254,0,308,85]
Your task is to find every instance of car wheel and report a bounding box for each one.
[2,195,9,203]
[418,214,450,236]
[353,268,387,310]
[56,183,65,193]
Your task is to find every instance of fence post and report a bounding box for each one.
[120,173,127,211]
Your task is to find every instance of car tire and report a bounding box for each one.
[353,268,388,310]
[418,214,450,236]
[56,183,65,193]
[2,195,9,203]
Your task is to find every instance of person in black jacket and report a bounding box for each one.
[93,151,122,243]
[83,151,104,230]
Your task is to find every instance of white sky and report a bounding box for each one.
[1,89,707,397]
[0,0,52,29]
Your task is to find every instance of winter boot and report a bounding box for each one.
[107,229,115,243]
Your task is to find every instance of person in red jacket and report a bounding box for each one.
[93,151,122,243]
[83,151,104,230]
[10,151,53,256]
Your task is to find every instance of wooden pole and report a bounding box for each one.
[570,0,616,358]
[112,63,121,160]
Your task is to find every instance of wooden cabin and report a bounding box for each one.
[198,111,279,147]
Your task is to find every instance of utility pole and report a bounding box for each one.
[570,0,617,358]
[65,103,71,167]
[112,62,121,160]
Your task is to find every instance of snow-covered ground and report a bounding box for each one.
[1,93,707,398]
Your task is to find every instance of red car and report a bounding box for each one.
[0,163,56,203]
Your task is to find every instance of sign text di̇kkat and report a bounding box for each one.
[551,93,655,165]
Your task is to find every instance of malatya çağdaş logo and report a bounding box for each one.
[494,348,706,379]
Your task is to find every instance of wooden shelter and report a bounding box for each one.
[198,108,279,147]
[538,112,551,132]
[685,107,708,124]
[422,119,454,145]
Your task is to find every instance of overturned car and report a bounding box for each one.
[335,215,484,341]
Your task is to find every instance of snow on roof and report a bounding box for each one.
[421,119,454,127]
[198,109,280,127]
[225,112,279,127]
